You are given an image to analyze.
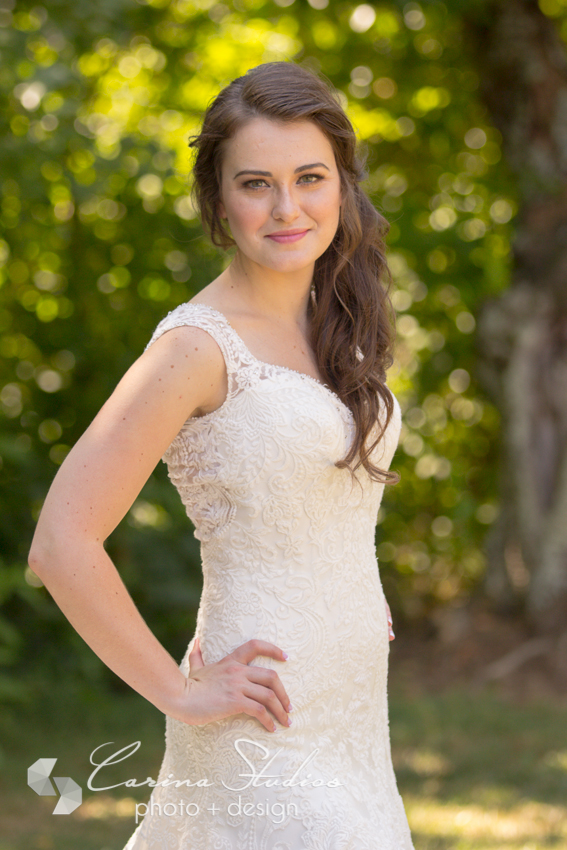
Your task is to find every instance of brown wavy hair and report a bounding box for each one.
[188,61,400,486]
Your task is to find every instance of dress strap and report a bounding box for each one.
[145,302,253,397]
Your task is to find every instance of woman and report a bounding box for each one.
[29,62,414,849]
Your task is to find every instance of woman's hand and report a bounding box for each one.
[385,599,395,641]
[171,638,293,733]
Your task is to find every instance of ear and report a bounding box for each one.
[218,199,227,220]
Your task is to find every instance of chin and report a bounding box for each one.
[260,246,331,272]
[263,257,317,274]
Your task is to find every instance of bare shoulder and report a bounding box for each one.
[185,280,240,324]
[138,322,228,418]
[142,320,226,371]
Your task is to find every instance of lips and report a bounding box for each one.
[266,229,310,244]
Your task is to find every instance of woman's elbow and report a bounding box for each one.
[28,529,54,578]
[29,518,104,578]
[28,518,70,578]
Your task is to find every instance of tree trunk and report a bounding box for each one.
[463,0,567,633]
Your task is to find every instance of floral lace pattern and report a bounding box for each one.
[122,303,414,850]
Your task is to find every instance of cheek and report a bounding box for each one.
[312,186,341,226]
[226,197,266,234]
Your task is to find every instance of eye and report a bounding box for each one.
[242,179,269,189]
[298,173,324,184]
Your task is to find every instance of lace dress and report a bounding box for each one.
[122,302,414,850]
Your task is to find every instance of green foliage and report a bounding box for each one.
[0,0,528,693]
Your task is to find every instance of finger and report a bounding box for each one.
[231,639,289,667]
[188,637,204,670]
[245,667,292,715]
[239,695,280,733]
[243,683,292,728]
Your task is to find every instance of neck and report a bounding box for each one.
[221,251,314,328]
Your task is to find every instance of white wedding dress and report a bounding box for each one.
[123,302,415,850]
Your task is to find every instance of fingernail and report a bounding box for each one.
[288,703,293,712]
[282,652,289,660]
[287,717,293,726]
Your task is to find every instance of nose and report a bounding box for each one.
[272,185,300,222]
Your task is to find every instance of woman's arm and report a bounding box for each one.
[29,327,289,731]
[28,326,292,731]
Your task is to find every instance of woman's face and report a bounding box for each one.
[218,117,342,275]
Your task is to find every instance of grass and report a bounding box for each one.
[390,684,567,848]
[0,675,566,849]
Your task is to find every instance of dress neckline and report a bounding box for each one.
[185,301,354,419]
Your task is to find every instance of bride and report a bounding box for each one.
[29,61,413,849]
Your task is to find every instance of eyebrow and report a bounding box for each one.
[233,162,330,179]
